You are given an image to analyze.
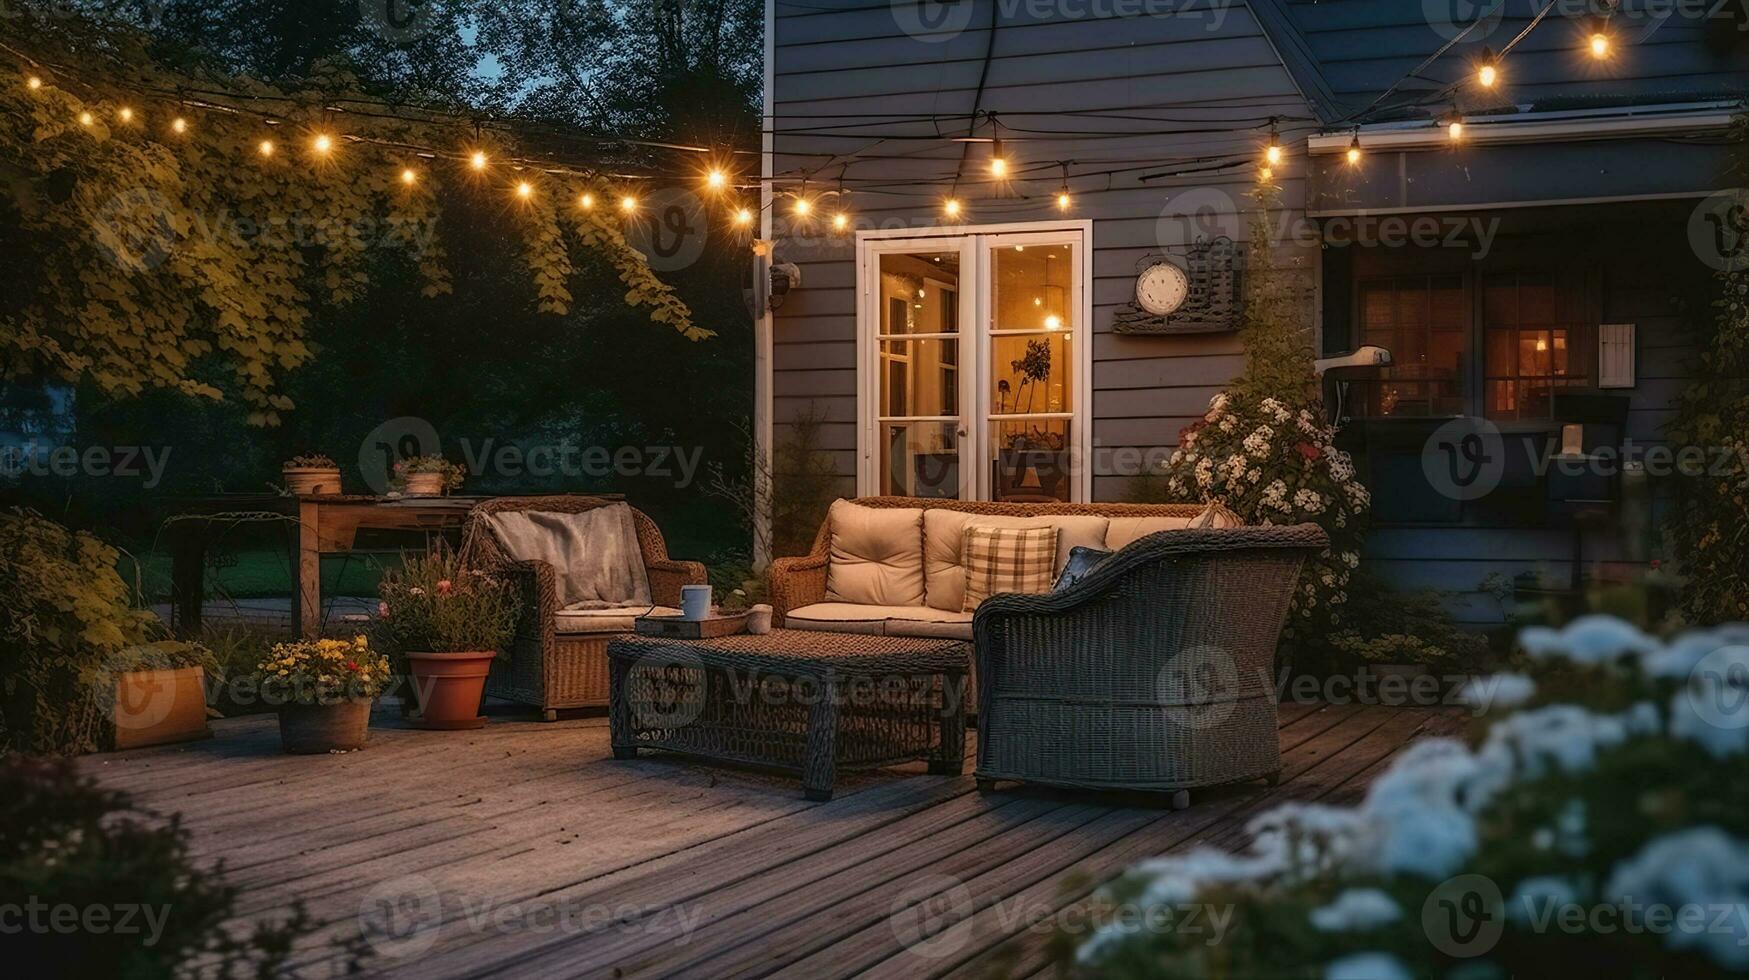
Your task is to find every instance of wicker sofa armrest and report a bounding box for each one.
[768,553,830,626]
[971,524,1329,708]
[492,557,560,645]
[646,558,709,607]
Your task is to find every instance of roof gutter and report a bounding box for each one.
[1308,100,1743,154]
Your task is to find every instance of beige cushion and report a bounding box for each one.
[554,606,682,635]
[1105,504,1243,551]
[922,511,1108,612]
[962,525,1059,612]
[824,500,926,607]
[785,603,972,641]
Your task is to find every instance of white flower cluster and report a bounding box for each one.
[1085,618,1749,971]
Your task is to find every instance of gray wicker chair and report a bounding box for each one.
[972,524,1327,806]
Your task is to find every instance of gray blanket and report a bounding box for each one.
[480,504,653,610]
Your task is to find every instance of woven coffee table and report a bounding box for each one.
[607,629,971,801]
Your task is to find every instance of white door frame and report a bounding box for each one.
[854,220,1095,503]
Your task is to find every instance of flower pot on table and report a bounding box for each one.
[402,472,447,496]
[278,700,372,753]
[406,651,495,730]
[283,467,342,496]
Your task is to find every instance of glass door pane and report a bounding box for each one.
[987,239,1077,502]
[875,248,965,498]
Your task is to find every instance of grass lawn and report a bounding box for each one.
[129,547,392,602]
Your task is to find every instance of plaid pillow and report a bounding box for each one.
[961,524,1060,612]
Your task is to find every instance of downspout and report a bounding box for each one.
[752,0,776,570]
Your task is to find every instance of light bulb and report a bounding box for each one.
[792,196,812,217]
[118,107,134,123]
[619,195,637,212]
[78,111,94,126]
[944,198,962,218]
[1346,138,1362,165]
[26,76,42,90]
[258,139,275,156]
[1045,315,1063,331]
[312,133,333,154]
[706,168,727,190]
[579,192,595,209]
[401,168,418,185]
[1265,143,1283,166]
[1589,33,1611,59]
[1056,191,1071,210]
[991,156,1007,177]
[1448,120,1464,140]
[734,207,753,226]
[1260,166,1274,181]
[1478,63,1498,88]
[171,117,188,134]
[516,181,533,199]
[832,212,849,231]
[470,151,487,171]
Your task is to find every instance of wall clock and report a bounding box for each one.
[1135,260,1190,316]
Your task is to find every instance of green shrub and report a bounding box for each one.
[371,547,519,660]
[0,754,323,976]
[0,512,214,754]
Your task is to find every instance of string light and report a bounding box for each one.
[171,117,188,134]
[78,111,94,127]
[579,192,595,209]
[469,150,488,171]
[1589,32,1611,59]
[734,206,753,226]
[1263,118,1282,167]
[1477,49,1500,89]
[26,75,42,90]
[258,139,275,157]
[1346,135,1362,165]
[1447,119,1464,140]
[705,167,727,190]
[312,133,334,155]
[1056,162,1071,211]
[832,212,849,231]
[1259,165,1274,181]
[990,137,1008,177]
[400,167,418,185]
[515,180,533,200]
[943,197,962,219]
[117,107,134,123]
[619,194,637,213]
[792,196,812,217]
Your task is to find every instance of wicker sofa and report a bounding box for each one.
[459,496,707,719]
[768,497,1326,802]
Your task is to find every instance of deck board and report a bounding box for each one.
[79,700,1465,978]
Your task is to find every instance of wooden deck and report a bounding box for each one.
[79,701,1465,979]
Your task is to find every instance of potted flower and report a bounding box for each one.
[373,547,519,729]
[392,455,465,496]
[253,636,391,753]
[282,453,342,496]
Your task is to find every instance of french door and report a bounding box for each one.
[857,224,1090,503]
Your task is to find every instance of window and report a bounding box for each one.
[1483,272,1588,421]
[1355,276,1467,416]
[859,227,1089,502]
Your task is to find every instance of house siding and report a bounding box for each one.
[770,0,1320,515]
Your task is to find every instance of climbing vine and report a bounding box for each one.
[0,19,705,426]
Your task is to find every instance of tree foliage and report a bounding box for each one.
[0,11,703,425]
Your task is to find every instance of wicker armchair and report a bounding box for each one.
[972,523,1327,805]
[458,496,707,720]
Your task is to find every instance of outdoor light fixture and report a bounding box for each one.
[1057,191,1071,210]
[1346,135,1363,165]
[990,140,1008,177]
[1264,142,1283,167]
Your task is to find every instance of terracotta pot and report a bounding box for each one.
[278,700,372,753]
[283,466,342,496]
[113,666,212,750]
[406,651,494,730]
[402,471,447,496]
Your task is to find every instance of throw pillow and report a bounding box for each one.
[1052,546,1113,592]
[962,525,1060,612]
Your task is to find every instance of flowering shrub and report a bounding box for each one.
[372,548,520,656]
[1157,392,1370,638]
[1074,617,1749,978]
[251,636,391,706]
